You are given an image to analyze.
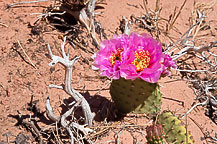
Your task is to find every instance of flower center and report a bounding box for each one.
[110,48,123,66]
[132,50,151,72]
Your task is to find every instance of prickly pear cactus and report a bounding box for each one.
[110,77,162,115]
[157,111,194,144]
[146,124,166,144]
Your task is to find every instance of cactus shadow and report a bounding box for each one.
[57,91,125,123]
[82,91,125,122]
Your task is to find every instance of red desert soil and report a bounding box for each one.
[0,0,216,143]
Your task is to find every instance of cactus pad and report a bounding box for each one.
[157,111,194,144]
[110,78,162,115]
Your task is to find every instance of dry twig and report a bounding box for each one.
[47,36,95,126]
[18,111,44,144]
[17,40,38,70]
[7,0,52,8]
[189,116,209,144]
[0,22,8,27]
[46,36,95,143]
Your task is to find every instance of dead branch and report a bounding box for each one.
[166,10,206,55]
[189,116,209,144]
[7,0,52,8]
[182,96,209,119]
[17,40,38,70]
[18,111,44,144]
[122,16,132,35]
[47,36,95,126]
[168,0,187,31]
[87,0,99,47]
[59,100,94,144]
[52,0,99,48]
[46,96,61,122]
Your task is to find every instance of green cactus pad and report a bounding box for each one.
[110,78,162,115]
[157,111,194,144]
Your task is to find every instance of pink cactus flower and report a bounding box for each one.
[161,54,178,76]
[93,33,177,83]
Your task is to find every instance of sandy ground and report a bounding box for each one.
[0,0,216,143]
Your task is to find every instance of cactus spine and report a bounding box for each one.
[110,78,162,115]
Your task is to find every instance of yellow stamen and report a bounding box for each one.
[132,50,151,72]
[110,48,123,66]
